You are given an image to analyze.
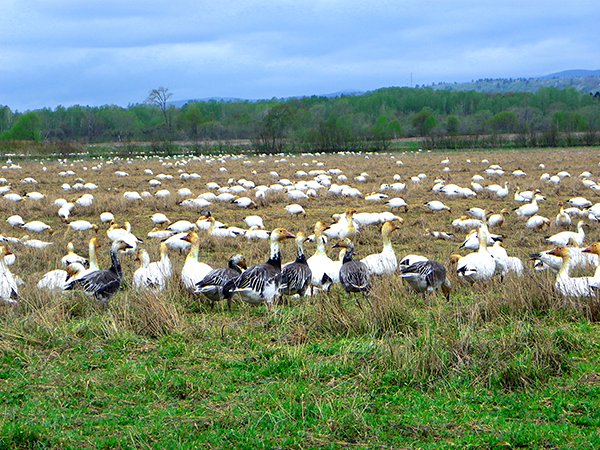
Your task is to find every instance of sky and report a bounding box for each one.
[1,0,599,112]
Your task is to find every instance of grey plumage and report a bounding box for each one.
[333,238,371,294]
[64,240,132,303]
[281,232,312,298]
[223,228,295,306]
[195,254,246,308]
[401,260,451,300]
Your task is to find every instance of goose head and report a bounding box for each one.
[582,242,600,256]
[271,228,296,242]
[547,246,569,258]
[228,254,247,270]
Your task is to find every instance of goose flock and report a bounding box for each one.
[1,150,600,309]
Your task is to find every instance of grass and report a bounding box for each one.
[1,147,600,448]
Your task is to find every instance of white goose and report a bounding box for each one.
[307,221,337,292]
[61,242,88,267]
[0,246,19,303]
[546,221,588,247]
[547,246,596,297]
[132,248,169,293]
[180,232,213,290]
[453,224,496,284]
[514,198,539,218]
[361,221,401,276]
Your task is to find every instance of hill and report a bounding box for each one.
[430,70,600,94]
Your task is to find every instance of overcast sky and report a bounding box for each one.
[1,1,599,112]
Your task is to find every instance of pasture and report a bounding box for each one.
[1,147,600,449]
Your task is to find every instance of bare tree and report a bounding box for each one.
[145,87,174,131]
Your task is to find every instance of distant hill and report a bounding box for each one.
[168,90,363,107]
[430,70,600,94]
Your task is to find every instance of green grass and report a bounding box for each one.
[1,284,599,449]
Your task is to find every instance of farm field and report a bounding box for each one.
[1,147,600,449]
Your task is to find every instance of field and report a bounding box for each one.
[1,147,600,449]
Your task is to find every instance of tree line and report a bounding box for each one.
[1,85,599,153]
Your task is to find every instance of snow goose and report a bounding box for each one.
[424,200,451,213]
[244,215,264,229]
[195,254,247,309]
[547,246,596,297]
[284,204,306,218]
[20,235,54,249]
[401,259,451,300]
[332,238,371,300]
[233,197,257,208]
[100,212,115,225]
[61,242,88,267]
[387,197,408,212]
[21,220,54,234]
[37,263,84,293]
[423,228,454,241]
[466,207,487,220]
[546,220,588,247]
[106,222,142,253]
[147,227,176,240]
[555,201,572,228]
[495,182,510,198]
[488,241,510,282]
[180,232,213,290]
[514,198,539,218]
[459,229,503,250]
[167,220,197,233]
[281,232,312,298]
[324,208,358,241]
[525,215,552,231]
[245,226,271,240]
[151,213,171,227]
[64,240,132,304]
[487,208,510,228]
[223,228,296,306]
[132,249,168,293]
[567,197,592,208]
[360,221,401,276]
[454,224,496,284]
[68,220,99,233]
[307,221,336,292]
[0,247,19,303]
[6,215,24,228]
[452,216,482,231]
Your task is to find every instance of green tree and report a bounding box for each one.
[489,111,518,133]
[0,111,41,141]
[446,114,459,135]
[411,108,437,135]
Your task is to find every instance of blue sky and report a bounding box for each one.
[1,0,599,111]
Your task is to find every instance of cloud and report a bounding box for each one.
[1,0,599,110]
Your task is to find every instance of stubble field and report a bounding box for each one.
[1,147,599,449]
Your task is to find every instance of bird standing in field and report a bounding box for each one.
[424,200,452,213]
[195,254,247,309]
[223,228,296,306]
[64,240,132,304]
[361,221,402,276]
[332,238,371,306]
[0,246,20,303]
[280,232,312,299]
[401,259,451,301]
